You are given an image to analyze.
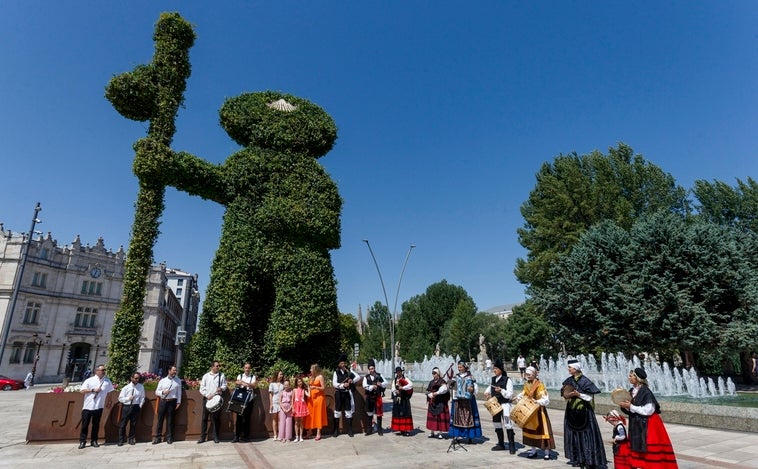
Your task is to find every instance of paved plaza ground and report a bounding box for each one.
[2,379,758,468]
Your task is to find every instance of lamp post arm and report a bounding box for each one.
[362,240,393,370]
[392,245,416,321]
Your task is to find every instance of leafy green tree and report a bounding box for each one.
[516,143,688,291]
[440,298,479,360]
[396,280,476,361]
[502,301,556,360]
[478,312,509,361]
[337,312,361,363]
[360,302,391,362]
[693,177,758,232]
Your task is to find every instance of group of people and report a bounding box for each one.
[75,355,679,469]
[560,359,678,469]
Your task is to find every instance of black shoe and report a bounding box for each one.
[213,438,219,444]
[117,441,124,447]
[491,444,505,451]
[152,438,160,445]
[91,441,99,448]
[197,438,206,444]
[231,437,240,443]
[166,439,173,444]
[128,439,136,445]
[78,442,86,449]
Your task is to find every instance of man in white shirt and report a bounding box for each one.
[232,362,257,443]
[118,372,145,446]
[154,365,182,444]
[24,371,33,389]
[78,364,114,449]
[198,361,227,444]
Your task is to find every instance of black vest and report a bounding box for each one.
[491,374,510,403]
[335,368,354,392]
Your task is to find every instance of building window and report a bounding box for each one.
[32,272,47,288]
[81,281,103,296]
[40,247,49,259]
[23,343,36,363]
[75,307,98,328]
[176,287,183,296]
[23,302,41,324]
[9,342,23,364]
[177,279,184,286]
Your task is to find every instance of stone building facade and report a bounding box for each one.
[0,227,199,384]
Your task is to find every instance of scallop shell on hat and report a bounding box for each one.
[267,98,297,112]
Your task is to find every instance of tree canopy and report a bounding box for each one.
[515,143,688,291]
[535,211,758,370]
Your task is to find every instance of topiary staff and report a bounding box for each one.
[104,12,196,383]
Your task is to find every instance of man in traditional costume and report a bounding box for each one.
[449,361,482,443]
[362,358,386,435]
[562,359,607,468]
[390,366,414,435]
[425,366,450,439]
[514,366,555,459]
[332,353,360,437]
[484,358,515,452]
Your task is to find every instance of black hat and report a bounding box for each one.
[395,366,403,373]
[367,358,375,368]
[494,358,505,372]
[338,353,348,365]
[634,367,647,380]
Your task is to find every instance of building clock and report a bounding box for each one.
[90,267,102,278]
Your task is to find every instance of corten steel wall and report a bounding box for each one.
[26,388,373,443]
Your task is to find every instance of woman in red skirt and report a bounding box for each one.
[619,368,678,468]
[390,367,414,436]
[425,367,450,439]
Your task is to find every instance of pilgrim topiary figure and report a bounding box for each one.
[106,12,342,377]
[135,91,343,375]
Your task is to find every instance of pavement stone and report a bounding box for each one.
[2,384,758,468]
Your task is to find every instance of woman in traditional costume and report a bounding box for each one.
[514,366,555,459]
[425,367,450,439]
[390,367,414,436]
[562,359,607,468]
[448,361,482,443]
[619,368,678,468]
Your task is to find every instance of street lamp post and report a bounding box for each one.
[362,240,416,372]
[0,202,42,367]
[30,332,51,386]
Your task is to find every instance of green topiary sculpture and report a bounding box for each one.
[105,13,342,381]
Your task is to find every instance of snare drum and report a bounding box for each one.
[206,394,224,413]
[484,396,503,416]
[510,397,540,429]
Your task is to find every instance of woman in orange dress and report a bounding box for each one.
[305,363,327,440]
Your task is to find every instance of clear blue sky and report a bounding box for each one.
[1,2,756,317]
